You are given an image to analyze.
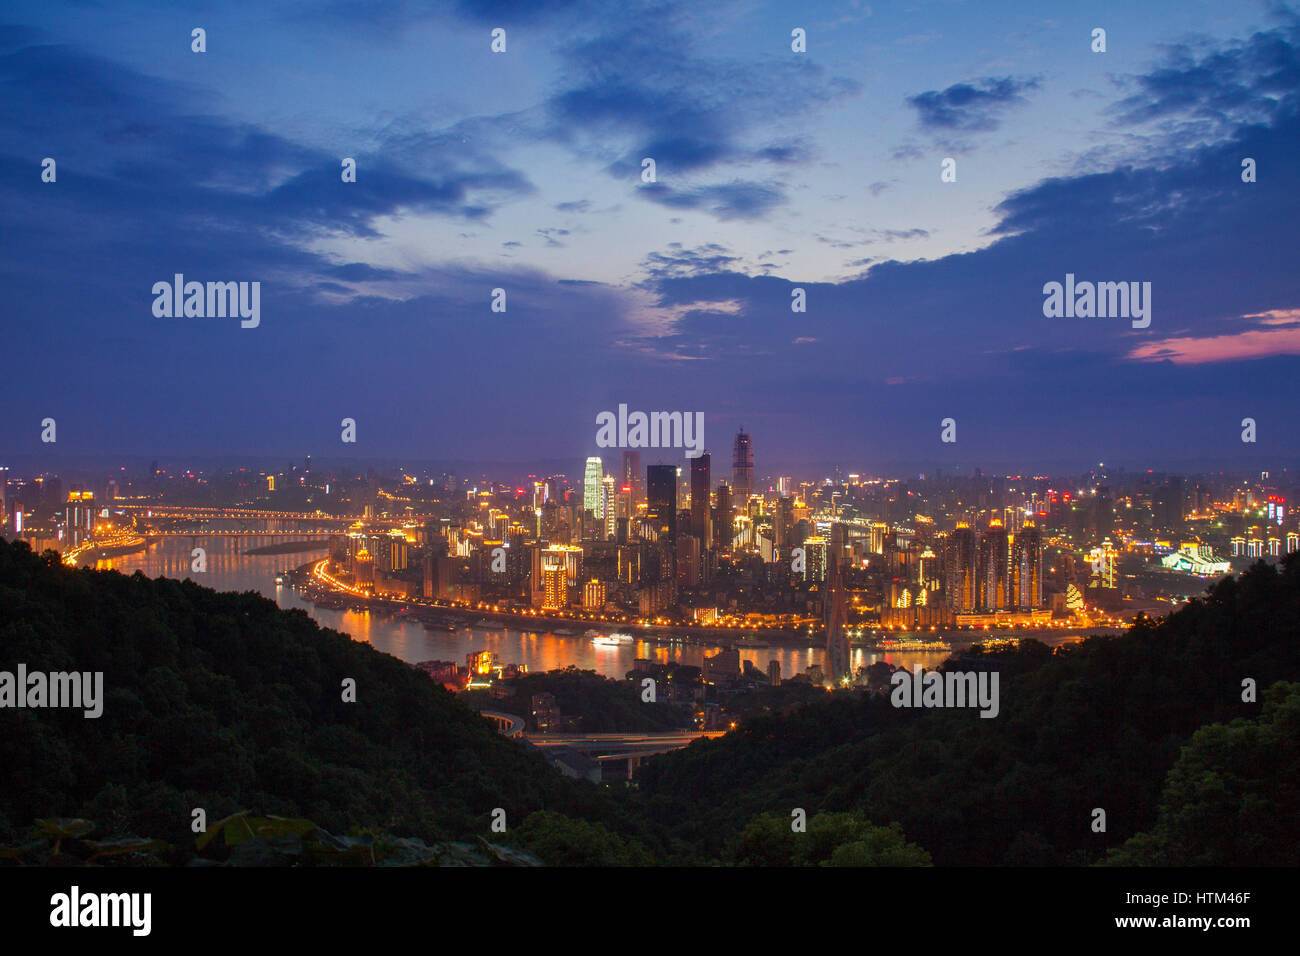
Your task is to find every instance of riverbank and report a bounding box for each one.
[286,561,1127,653]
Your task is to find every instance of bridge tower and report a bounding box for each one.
[825,551,850,686]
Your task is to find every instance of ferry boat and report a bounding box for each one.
[589,631,634,646]
[873,638,951,651]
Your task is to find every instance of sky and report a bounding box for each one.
[2,0,1299,477]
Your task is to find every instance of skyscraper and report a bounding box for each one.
[946,523,977,612]
[601,474,616,540]
[646,465,677,544]
[774,494,794,554]
[803,535,827,583]
[979,520,1011,609]
[584,456,603,519]
[690,452,712,550]
[621,450,641,503]
[1012,523,1043,609]
[714,482,732,550]
[732,427,753,501]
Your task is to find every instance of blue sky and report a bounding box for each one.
[2,0,1298,475]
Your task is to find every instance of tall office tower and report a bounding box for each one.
[690,453,712,550]
[646,465,677,544]
[1012,523,1043,609]
[979,520,1011,609]
[824,551,850,686]
[946,523,978,612]
[601,474,616,539]
[714,482,732,550]
[622,450,642,504]
[732,427,754,500]
[774,495,794,554]
[584,457,603,519]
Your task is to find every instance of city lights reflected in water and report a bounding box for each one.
[93,533,1086,680]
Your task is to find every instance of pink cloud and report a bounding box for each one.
[1128,324,1300,364]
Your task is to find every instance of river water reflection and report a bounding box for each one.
[95,533,1086,680]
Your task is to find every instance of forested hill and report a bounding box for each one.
[632,554,1300,866]
[0,539,622,858]
[4,537,1297,867]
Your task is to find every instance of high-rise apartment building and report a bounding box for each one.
[946,523,978,612]
[979,520,1011,609]
[1012,523,1043,609]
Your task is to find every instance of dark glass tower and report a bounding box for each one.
[731,428,753,501]
[690,453,711,550]
[646,465,677,544]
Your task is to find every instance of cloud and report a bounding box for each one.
[906,76,1040,132]
[637,181,785,221]
[640,243,741,280]
[1127,326,1300,364]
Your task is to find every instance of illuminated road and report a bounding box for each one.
[525,730,726,759]
[145,529,342,537]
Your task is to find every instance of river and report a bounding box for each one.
[93,529,1088,680]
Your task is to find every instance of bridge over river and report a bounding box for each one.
[479,711,725,780]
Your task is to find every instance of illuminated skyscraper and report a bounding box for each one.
[601,474,616,539]
[946,523,977,611]
[1012,523,1043,609]
[803,536,827,583]
[979,520,1011,609]
[690,453,712,550]
[732,428,753,500]
[583,457,603,519]
[63,492,95,548]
